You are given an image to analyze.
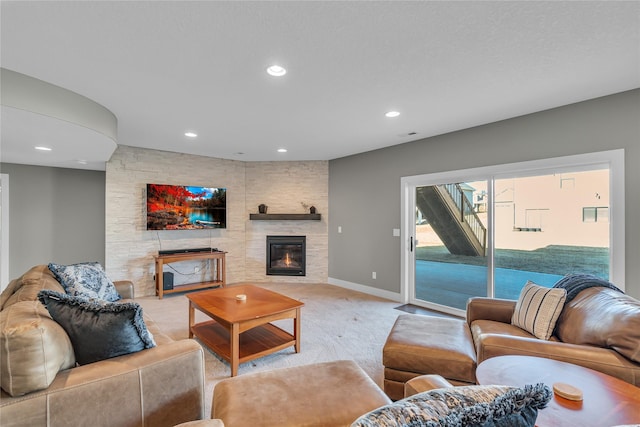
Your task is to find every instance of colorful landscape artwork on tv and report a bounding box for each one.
[146,184,226,230]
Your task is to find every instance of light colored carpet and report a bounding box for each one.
[136,282,403,417]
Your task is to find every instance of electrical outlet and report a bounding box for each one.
[194,266,201,273]
[338,226,342,234]
[372,272,376,279]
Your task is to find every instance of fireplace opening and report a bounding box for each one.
[266,235,306,276]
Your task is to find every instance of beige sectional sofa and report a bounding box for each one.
[0,265,206,427]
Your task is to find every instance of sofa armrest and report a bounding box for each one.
[404,375,454,398]
[0,340,205,427]
[114,280,134,299]
[466,297,516,326]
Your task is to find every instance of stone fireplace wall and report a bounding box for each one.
[245,161,328,284]
[105,146,328,296]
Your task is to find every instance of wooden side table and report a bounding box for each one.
[476,355,640,427]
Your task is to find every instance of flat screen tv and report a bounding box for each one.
[146,184,226,230]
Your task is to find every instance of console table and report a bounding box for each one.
[154,251,226,299]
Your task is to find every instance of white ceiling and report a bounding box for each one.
[1,1,639,170]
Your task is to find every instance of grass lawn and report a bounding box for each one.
[415,244,609,278]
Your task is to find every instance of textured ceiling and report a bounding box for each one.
[1,1,639,170]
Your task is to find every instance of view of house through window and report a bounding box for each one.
[413,167,610,310]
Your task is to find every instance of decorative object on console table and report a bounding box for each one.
[154,251,226,299]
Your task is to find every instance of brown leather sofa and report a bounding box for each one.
[383,286,640,400]
[0,265,206,427]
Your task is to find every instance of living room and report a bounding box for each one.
[1,2,639,426]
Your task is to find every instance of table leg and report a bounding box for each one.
[294,308,301,353]
[188,302,195,339]
[156,258,164,299]
[231,322,239,376]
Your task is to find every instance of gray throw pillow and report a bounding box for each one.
[352,383,551,427]
[48,262,121,302]
[38,290,156,365]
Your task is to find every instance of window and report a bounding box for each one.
[402,150,625,316]
[583,207,609,223]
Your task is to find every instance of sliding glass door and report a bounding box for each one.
[414,181,488,310]
[401,151,623,316]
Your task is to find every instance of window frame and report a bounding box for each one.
[401,149,625,308]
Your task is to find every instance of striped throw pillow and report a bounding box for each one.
[512,281,567,340]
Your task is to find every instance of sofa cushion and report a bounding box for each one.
[0,300,76,396]
[555,287,640,363]
[48,262,121,302]
[38,290,156,365]
[0,265,65,310]
[352,383,552,427]
[511,281,566,340]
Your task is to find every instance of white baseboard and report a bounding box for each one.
[328,277,402,302]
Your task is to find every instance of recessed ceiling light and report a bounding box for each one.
[77,159,88,165]
[277,148,288,153]
[185,132,198,138]
[267,65,287,77]
[34,146,52,151]
[385,111,400,118]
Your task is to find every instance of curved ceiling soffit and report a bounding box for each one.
[1,68,117,171]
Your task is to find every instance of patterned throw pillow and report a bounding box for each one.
[48,262,121,302]
[38,290,156,365]
[352,383,551,427]
[511,281,567,340]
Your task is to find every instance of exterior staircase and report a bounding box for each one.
[416,184,487,256]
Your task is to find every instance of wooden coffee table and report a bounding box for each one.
[476,355,640,427]
[187,284,304,376]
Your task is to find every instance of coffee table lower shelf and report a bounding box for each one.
[191,320,296,365]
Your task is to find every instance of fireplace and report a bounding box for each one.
[266,236,306,276]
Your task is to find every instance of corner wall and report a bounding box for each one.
[105,146,328,296]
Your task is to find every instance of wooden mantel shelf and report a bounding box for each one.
[249,213,321,221]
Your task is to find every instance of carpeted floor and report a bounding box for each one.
[136,282,405,417]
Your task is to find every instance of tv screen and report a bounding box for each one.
[146,184,226,230]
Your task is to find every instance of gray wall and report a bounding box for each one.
[329,89,640,299]
[0,163,105,281]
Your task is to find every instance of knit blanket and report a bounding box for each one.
[552,274,622,303]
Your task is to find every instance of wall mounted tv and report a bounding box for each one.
[146,184,226,230]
